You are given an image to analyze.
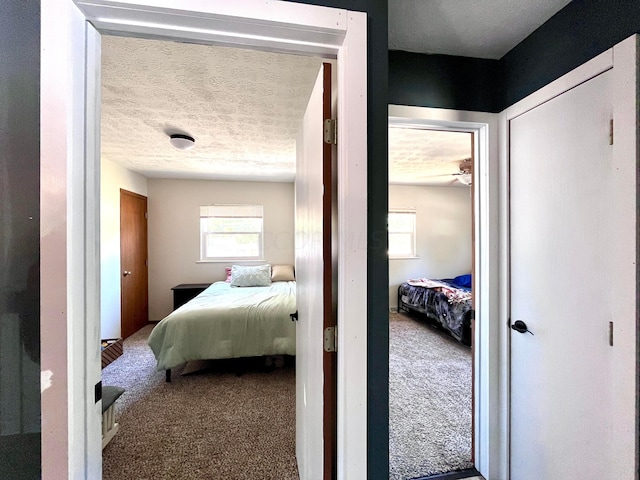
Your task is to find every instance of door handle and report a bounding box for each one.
[290,311,298,322]
[511,320,533,335]
[123,270,132,276]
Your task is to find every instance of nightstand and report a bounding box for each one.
[171,283,211,310]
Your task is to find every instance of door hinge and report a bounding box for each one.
[609,119,614,145]
[145,211,148,219]
[324,118,337,145]
[609,321,614,346]
[95,381,102,403]
[324,326,337,352]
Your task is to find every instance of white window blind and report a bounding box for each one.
[200,204,264,261]
[388,210,417,258]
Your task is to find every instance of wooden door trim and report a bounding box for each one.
[322,62,337,480]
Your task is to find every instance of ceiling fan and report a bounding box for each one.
[424,158,473,185]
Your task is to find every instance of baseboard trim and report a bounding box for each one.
[413,468,482,480]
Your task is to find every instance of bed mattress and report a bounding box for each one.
[148,281,296,370]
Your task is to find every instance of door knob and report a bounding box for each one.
[290,311,298,322]
[123,270,132,276]
[511,320,533,335]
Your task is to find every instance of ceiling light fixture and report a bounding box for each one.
[457,173,472,186]
[169,133,195,150]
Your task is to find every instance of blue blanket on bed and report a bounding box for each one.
[441,274,472,291]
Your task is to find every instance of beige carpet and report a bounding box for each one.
[389,312,473,479]
[102,325,299,480]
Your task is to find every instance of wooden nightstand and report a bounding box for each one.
[171,283,211,310]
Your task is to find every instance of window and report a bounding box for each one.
[388,210,416,258]
[200,204,264,261]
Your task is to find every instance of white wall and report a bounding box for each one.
[389,184,472,310]
[147,179,295,320]
[100,159,148,338]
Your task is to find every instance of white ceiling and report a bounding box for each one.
[101,36,322,182]
[389,127,472,186]
[102,3,570,185]
[389,0,572,59]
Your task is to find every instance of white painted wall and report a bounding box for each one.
[147,179,295,321]
[100,159,148,339]
[388,185,472,310]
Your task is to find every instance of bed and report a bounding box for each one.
[397,276,473,346]
[148,278,296,380]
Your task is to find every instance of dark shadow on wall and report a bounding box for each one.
[0,0,42,478]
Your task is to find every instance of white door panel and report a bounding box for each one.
[510,71,617,479]
[295,64,324,480]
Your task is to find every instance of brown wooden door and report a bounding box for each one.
[322,62,337,480]
[120,189,148,339]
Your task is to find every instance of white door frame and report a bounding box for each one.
[40,1,368,478]
[388,105,504,479]
[500,35,638,479]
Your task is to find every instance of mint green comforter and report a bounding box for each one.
[148,281,296,370]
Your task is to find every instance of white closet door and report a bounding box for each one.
[509,70,620,480]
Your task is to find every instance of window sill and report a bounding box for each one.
[196,259,267,264]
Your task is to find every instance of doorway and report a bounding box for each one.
[388,126,475,479]
[388,105,501,479]
[101,36,335,478]
[40,2,367,478]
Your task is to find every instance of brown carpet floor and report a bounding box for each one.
[389,312,473,479]
[102,325,299,480]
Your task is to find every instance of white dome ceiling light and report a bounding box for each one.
[169,133,195,150]
[456,173,473,186]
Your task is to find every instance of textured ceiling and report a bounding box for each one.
[389,127,472,187]
[389,0,572,59]
[101,36,322,181]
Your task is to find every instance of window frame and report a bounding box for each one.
[388,209,417,259]
[199,204,265,262]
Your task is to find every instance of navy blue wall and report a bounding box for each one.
[501,0,640,109]
[0,1,42,479]
[285,1,390,478]
[389,51,502,112]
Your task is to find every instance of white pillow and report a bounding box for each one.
[230,264,272,287]
[271,264,295,282]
